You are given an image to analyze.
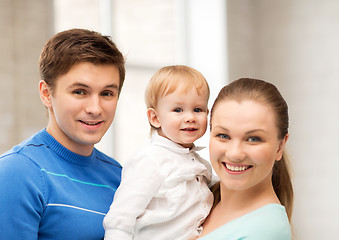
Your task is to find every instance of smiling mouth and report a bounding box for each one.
[223,162,252,172]
[79,120,102,126]
[182,127,197,131]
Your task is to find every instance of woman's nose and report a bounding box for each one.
[225,141,246,162]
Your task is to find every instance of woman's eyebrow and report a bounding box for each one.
[212,126,229,132]
[245,129,266,134]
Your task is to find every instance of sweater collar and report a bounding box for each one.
[40,129,96,166]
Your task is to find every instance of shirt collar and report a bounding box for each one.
[151,132,205,154]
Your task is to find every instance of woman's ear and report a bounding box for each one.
[39,80,52,108]
[276,134,289,161]
[147,108,161,128]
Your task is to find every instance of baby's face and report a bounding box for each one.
[154,88,209,148]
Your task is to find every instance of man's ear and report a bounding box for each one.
[276,134,289,161]
[39,80,52,108]
[147,108,161,128]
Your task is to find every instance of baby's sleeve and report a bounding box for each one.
[103,152,163,240]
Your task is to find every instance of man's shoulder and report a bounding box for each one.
[0,132,46,178]
[93,148,122,169]
[0,130,45,163]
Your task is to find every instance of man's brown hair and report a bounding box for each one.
[39,28,125,93]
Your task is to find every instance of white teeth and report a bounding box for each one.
[225,163,248,172]
[82,121,99,125]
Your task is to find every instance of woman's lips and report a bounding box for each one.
[222,162,253,174]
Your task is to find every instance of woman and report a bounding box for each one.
[200,78,293,239]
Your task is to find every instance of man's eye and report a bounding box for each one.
[102,91,114,97]
[173,108,183,113]
[247,136,262,142]
[194,108,203,113]
[73,90,85,95]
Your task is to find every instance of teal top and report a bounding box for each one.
[200,204,291,240]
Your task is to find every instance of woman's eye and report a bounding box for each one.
[247,136,262,142]
[216,134,230,140]
[173,108,183,113]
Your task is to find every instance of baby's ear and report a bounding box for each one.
[39,80,52,108]
[147,108,161,128]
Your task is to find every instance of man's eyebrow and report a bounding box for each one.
[106,84,119,89]
[70,83,89,88]
[70,83,119,89]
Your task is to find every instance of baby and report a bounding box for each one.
[104,65,214,240]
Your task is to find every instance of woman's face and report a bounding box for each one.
[209,99,288,193]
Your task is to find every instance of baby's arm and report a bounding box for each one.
[103,153,163,240]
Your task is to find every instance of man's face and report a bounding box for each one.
[40,62,120,156]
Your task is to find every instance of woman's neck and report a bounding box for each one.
[218,178,280,223]
[200,179,280,238]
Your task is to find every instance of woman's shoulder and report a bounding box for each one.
[245,204,291,239]
[248,203,288,221]
[246,204,290,232]
[200,204,291,240]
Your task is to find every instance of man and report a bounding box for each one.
[0,28,125,239]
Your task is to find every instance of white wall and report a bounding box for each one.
[0,0,53,154]
[184,0,228,160]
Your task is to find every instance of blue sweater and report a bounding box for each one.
[0,129,122,240]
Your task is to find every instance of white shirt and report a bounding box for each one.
[104,134,214,240]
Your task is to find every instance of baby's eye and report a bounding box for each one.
[194,108,203,113]
[173,108,183,113]
[247,136,262,143]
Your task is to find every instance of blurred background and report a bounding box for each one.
[1,0,338,239]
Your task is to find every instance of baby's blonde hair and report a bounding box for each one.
[145,65,210,109]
